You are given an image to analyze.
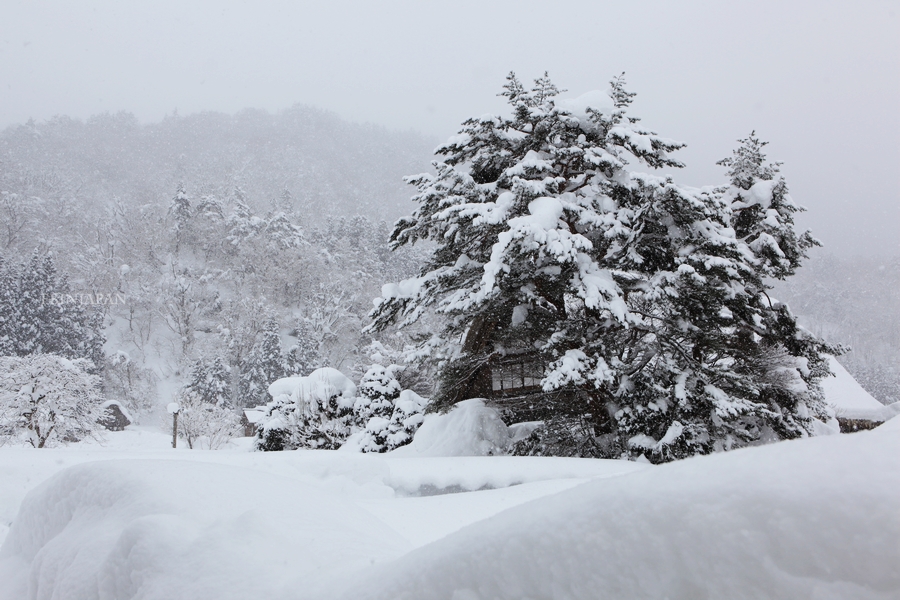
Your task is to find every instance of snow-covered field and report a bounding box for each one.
[0,417,897,600]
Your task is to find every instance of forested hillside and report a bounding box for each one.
[0,107,435,416]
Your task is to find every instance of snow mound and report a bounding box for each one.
[823,356,890,420]
[343,426,900,600]
[267,367,357,417]
[382,456,646,495]
[0,460,408,600]
[390,399,510,457]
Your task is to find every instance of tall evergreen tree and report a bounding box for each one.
[184,356,232,407]
[168,183,193,253]
[0,254,17,355]
[369,72,834,462]
[0,251,105,365]
[284,319,322,377]
[240,318,286,407]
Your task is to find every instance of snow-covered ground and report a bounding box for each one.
[1,360,897,599]
[0,418,897,599]
[0,427,646,599]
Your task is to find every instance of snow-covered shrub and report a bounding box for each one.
[353,364,401,425]
[255,367,357,451]
[392,399,509,457]
[0,354,103,448]
[174,391,242,450]
[340,364,428,454]
[352,390,427,453]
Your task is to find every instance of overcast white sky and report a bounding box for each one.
[1,0,897,256]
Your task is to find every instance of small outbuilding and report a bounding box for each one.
[822,356,899,432]
[97,400,132,431]
[241,407,267,437]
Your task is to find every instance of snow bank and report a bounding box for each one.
[382,455,646,495]
[823,355,892,420]
[390,399,510,457]
[0,459,409,600]
[343,425,900,600]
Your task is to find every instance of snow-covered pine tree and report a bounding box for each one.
[264,212,304,251]
[353,363,401,426]
[168,183,192,253]
[0,251,105,364]
[184,356,232,407]
[240,318,286,407]
[718,132,818,281]
[284,318,322,377]
[14,251,49,355]
[0,255,18,355]
[225,188,264,252]
[382,390,427,450]
[354,388,427,454]
[284,342,320,378]
[369,72,834,462]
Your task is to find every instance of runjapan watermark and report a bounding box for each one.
[42,293,128,306]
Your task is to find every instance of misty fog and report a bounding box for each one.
[0,3,897,598]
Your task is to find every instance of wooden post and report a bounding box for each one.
[167,402,180,449]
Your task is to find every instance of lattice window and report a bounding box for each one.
[491,357,543,394]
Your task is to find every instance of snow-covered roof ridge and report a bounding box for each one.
[100,399,134,424]
[821,355,888,420]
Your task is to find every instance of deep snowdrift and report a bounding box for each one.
[0,421,896,599]
[0,460,410,600]
[341,424,899,600]
[0,431,642,600]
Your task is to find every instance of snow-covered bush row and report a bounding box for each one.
[255,365,428,452]
[389,399,517,457]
